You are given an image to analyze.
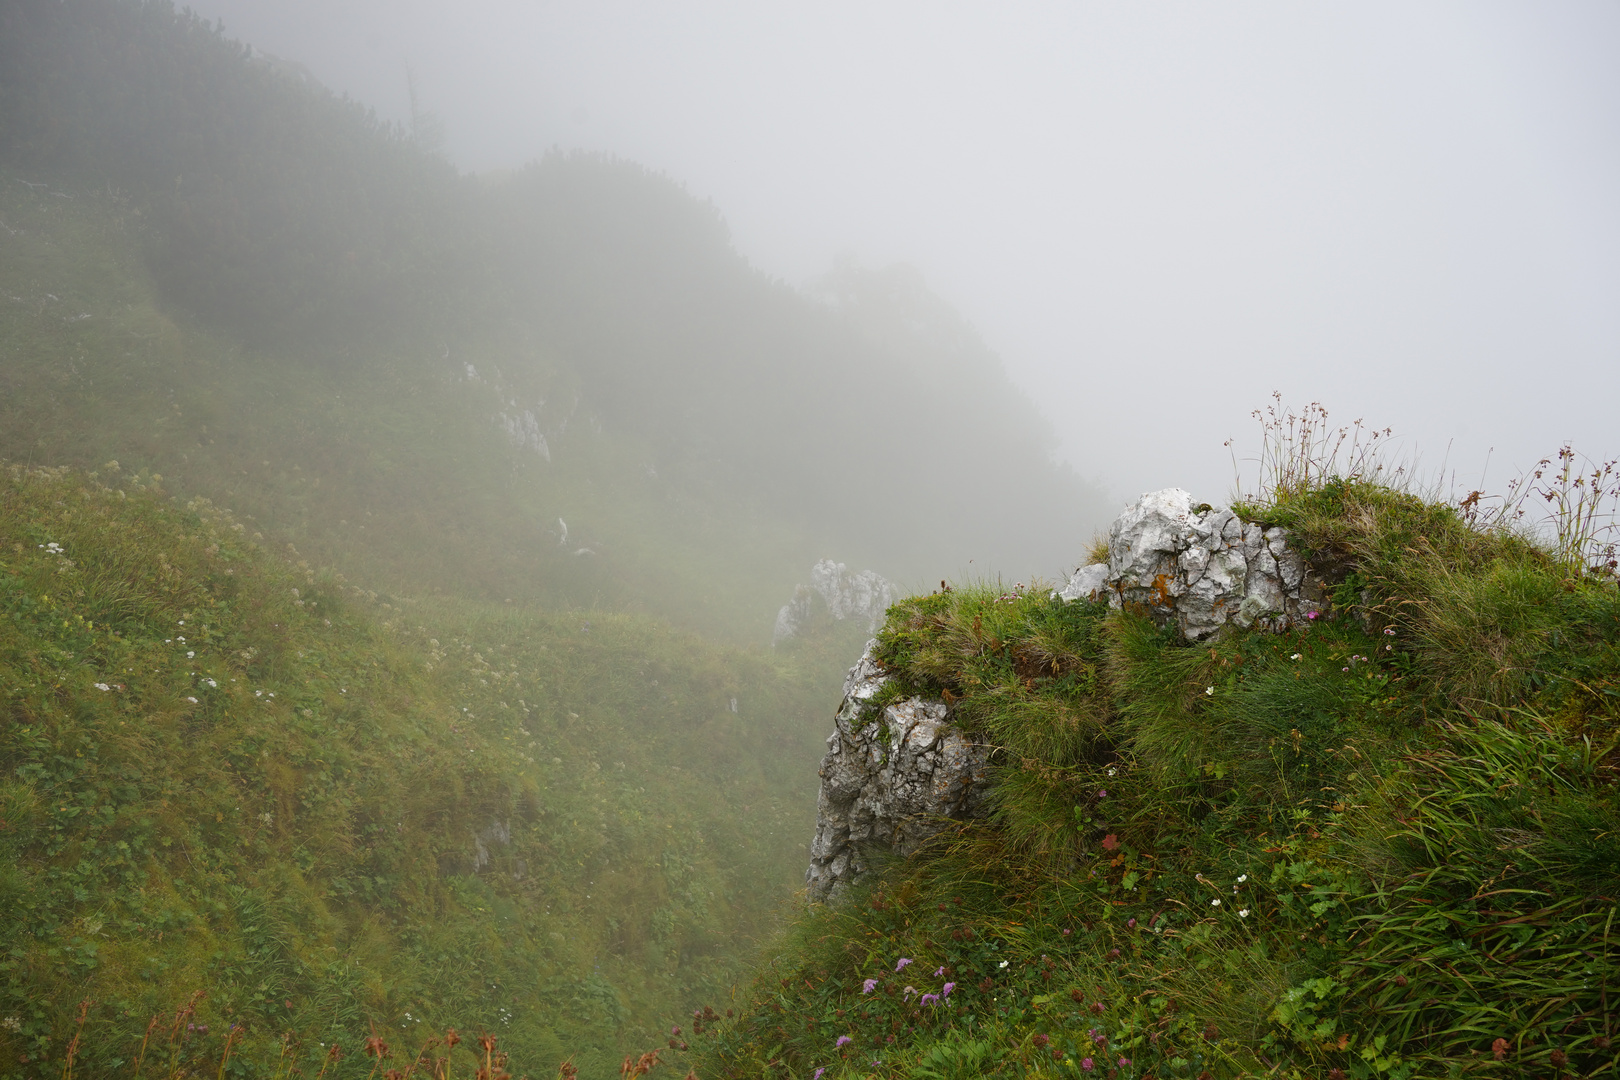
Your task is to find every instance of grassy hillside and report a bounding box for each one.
[698,479,1619,1079]
[0,464,841,1079]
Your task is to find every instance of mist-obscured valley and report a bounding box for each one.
[0,2,1113,1076]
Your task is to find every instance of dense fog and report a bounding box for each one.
[3,5,1619,1078]
[175,1,1620,502]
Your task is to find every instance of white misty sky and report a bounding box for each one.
[187,0,1620,509]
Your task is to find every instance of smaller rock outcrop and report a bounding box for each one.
[774,559,899,645]
[805,641,992,903]
[1060,488,1325,640]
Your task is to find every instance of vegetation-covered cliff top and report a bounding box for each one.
[700,476,1619,1079]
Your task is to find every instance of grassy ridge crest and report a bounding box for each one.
[699,480,1620,1080]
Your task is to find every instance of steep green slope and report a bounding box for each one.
[0,465,832,1079]
[700,481,1620,1080]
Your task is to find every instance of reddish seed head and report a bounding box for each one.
[444,1028,461,1048]
[1090,1001,1105,1015]
[1492,1038,1510,1061]
[1393,974,1407,987]
[1328,1069,1347,1080]
[1551,1049,1568,1068]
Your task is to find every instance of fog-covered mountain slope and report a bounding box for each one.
[0,0,1112,640]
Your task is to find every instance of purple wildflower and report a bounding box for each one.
[895,957,913,972]
[1118,1058,1131,1068]
[920,993,940,1006]
[835,1035,852,1049]
[862,978,878,994]
[814,1070,825,1080]
[942,982,956,997]
[934,966,945,977]
[1081,1058,1094,1071]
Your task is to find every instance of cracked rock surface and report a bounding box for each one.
[804,640,992,904]
[1059,487,1325,639]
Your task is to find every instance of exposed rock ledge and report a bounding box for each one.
[805,488,1326,903]
[804,640,993,904]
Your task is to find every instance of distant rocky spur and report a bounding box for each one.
[773,559,899,646]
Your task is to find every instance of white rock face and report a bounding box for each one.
[805,640,992,904]
[773,559,899,646]
[1059,488,1323,639]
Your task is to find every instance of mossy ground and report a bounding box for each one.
[699,482,1620,1080]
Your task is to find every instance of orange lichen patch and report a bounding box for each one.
[1149,573,1175,609]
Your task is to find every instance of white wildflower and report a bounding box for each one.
[1211,898,1221,906]
[1205,686,1214,695]
[1238,909,1250,918]
[93,682,110,691]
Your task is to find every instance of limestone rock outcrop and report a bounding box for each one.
[804,640,992,903]
[1059,487,1325,640]
[774,559,899,646]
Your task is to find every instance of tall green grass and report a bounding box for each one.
[0,465,836,1078]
